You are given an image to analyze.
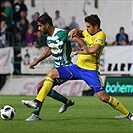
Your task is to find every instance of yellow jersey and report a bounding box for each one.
[76,29,106,70]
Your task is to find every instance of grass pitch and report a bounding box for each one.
[0,95,133,133]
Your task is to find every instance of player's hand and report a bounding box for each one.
[29,61,38,69]
[68,29,77,38]
[70,51,78,57]
[80,46,90,53]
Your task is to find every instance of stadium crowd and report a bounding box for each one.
[0,0,133,75]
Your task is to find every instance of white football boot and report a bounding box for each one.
[22,100,37,109]
[25,114,41,121]
[59,99,74,113]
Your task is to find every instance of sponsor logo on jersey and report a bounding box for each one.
[52,45,58,52]
[96,39,103,43]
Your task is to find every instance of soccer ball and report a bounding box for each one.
[0,105,16,120]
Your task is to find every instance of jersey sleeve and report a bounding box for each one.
[82,30,87,38]
[57,31,68,42]
[94,32,106,46]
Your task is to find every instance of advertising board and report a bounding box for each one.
[105,77,133,96]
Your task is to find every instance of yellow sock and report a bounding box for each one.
[36,77,54,102]
[108,96,129,117]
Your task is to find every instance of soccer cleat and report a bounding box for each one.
[22,100,37,109]
[127,113,133,121]
[115,115,126,119]
[59,99,74,113]
[25,114,41,121]
[115,113,133,121]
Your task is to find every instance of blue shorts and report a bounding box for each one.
[56,64,105,93]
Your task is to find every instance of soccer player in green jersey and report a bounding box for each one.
[22,14,133,121]
[22,13,87,121]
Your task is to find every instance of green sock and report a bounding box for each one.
[33,109,40,115]
[33,89,68,115]
[48,89,68,104]
[33,101,43,115]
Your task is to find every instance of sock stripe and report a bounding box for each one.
[45,77,54,84]
[108,96,129,116]
[45,79,54,82]
[108,96,114,105]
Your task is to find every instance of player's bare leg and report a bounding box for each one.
[96,90,133,121]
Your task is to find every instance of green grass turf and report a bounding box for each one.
[0,95,133,133]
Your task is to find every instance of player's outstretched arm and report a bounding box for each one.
[29,47,51,69]
[71,43,101,57]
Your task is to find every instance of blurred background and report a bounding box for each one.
[0,0,133,96]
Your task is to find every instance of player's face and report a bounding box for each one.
[37,22,48,34]
[85,22,97,35]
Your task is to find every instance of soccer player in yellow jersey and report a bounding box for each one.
[22,14,133,121]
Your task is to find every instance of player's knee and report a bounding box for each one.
[99,96,109,103]
[47,69,59,79]
[97,90,110,103]
[98,95,110,103]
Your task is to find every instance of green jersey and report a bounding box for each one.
[47,28,72,68]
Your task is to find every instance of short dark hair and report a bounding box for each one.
[84,15,101,28]
[37,14,53,26]
[55,10,60,14]
[120,27,124,30]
